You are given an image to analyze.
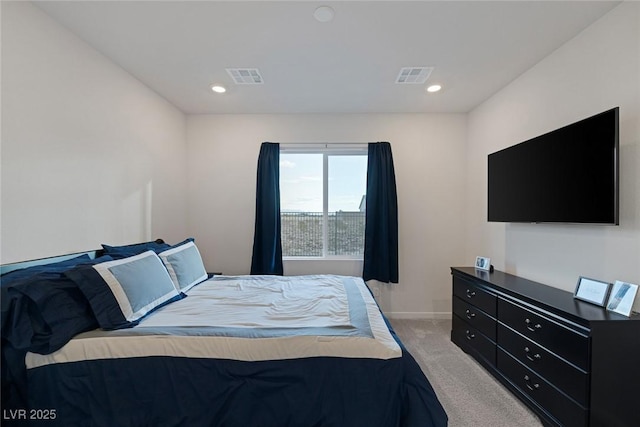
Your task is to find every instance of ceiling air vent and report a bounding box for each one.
[226,68,264,84]
[395,67,433,84]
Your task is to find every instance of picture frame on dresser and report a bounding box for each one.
[574,276,611,307]
[606,280,638,316]
[475,256,491,271]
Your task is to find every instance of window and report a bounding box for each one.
[280,146,368,258]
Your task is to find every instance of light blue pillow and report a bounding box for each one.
[158,241,207,292]
[67,251,182,329]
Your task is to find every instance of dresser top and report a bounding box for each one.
[451,267,640,324]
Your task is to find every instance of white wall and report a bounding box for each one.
[466,2,640,311]
[187,114,467,317]
[0,1,189,263]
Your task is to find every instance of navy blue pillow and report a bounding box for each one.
[0,255,113,354]
[170,237,195,247]
[101,239,170,259]
[0,254,91,287]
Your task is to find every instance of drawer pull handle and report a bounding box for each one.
[466,289,476,298]
[465,330,475,340]
[525,318,542,332]
[465,309,476,320]
[524,347,542,362]
[524,375,540,391]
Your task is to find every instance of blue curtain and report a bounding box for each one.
[363,142,399,283]
[250,143,284,275]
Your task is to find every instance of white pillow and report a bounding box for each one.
[158,241,208,292]
[69,251,182,329]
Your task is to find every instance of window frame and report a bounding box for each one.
[280,144,368,260]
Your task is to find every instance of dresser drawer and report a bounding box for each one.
[452,314,496,367]
[498,323,588,406]
[453,296,496,341]
[453,275,496,317]
[497,349,587,427]
[498,298,589,371]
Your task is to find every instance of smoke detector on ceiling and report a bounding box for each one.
[226,68,264,84]
[314,6,335,22]
[395,67,434,84]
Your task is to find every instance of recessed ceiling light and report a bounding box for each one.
[426,84,442,93]
[314,6,335,22]
[211,85,226,93]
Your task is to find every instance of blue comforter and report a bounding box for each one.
[25,321,446,427]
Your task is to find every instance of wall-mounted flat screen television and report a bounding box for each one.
[488,107,619,224]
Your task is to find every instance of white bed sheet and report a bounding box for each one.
[142,274,351,328]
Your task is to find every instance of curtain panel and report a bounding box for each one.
[250,142,284,275]
[363,142,399,283]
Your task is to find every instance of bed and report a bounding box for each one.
[1,239,447,427]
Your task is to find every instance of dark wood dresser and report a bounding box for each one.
[451,267,640,427]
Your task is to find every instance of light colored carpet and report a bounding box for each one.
[390,318,542,427]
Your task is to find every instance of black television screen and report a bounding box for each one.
[488,107,619,224]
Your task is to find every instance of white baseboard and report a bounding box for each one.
[385,312,452,320]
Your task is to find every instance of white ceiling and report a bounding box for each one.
[34,1,619,114]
